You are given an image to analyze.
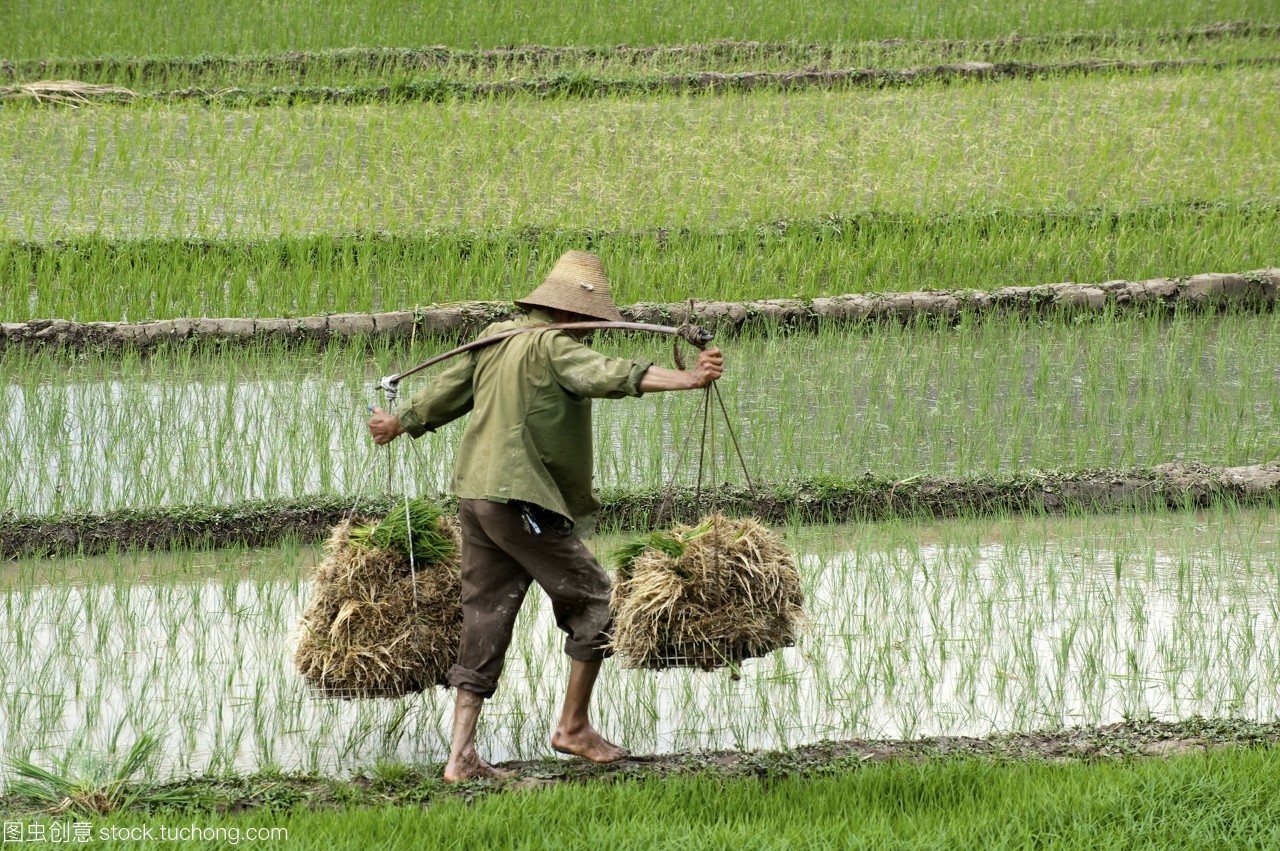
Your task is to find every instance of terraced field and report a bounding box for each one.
[4,511,1279,774]
[6,1,1276,57]
[2,2,1279,845]
[3,311,1279,516]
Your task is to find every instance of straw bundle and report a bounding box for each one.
[0,80,137,105]
[609,514,804,671]
[293,506,462,698]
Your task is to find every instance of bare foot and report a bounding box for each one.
[443,751,516,783]
[551,725,629,763]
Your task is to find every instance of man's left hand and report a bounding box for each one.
[368,406,406,445]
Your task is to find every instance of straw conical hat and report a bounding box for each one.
[515,251,625,322]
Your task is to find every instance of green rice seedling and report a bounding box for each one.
[1,733,203,814]
[3,68,1277,243]
[8,308,1280,515]
[7,203,1277,323]
[4,313,1280,778]
[4,0,1276,58]
[295,512,462,698]
[609,515,803,672]
[17,752,1280,848]
[611,516,714,579]
[347,497,454,569]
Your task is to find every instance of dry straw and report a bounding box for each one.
[293,516,462,698]
[0,80,137,105]
[609,514,805,671]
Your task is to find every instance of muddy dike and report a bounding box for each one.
[6,56,1279,108]
[3,269,1277,354]
[3,463,1277,559]
[15,56,1274,107]
[1,718,1276,815]
[4,23,1272,86]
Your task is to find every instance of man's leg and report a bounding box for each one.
[474,502,628,764]
[444,688,514,782]
[551,658,628,762]
[444,499,530,782]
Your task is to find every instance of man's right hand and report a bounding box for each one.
[637,347,725,393]
[688,347,724,388]
[368,406,406,445]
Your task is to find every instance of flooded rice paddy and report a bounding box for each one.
[3,312,1279,515]
[2,508,1276,780]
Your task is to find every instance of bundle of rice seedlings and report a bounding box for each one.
[293,499,462,698]
[609,513,804,671]
[347,497,456,569]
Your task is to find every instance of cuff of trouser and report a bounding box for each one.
[565,637,613,663]
[447,664,498,699]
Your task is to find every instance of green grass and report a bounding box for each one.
[5,0,1278,60]
[3,310,1278,515]
[6,203,1278,321]
[10,738,1280,850]
[3,67,1277,242]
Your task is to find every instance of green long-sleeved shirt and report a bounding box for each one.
[397,310,652,530]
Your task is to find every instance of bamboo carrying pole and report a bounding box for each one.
[375,320,714,408]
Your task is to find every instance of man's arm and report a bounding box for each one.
[638,347,724,392]
[368,352,476,445]
[371,341,724,441]
[548,331,724,398]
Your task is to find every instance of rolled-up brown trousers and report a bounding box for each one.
[447,497,613,698]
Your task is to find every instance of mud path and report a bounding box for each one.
[3,462,1276,559]
[2,718,1275,815]
[3,269,1276,354]
[497,717,1280,786]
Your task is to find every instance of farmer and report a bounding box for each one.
[367,250,724,781]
